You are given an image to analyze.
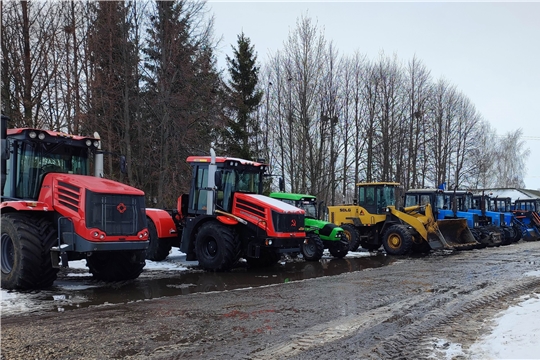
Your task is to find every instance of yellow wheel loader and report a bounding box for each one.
[327,182,479,255]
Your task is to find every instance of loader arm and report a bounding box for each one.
[386,204,438,243]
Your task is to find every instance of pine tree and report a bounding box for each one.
[224,32,262,160]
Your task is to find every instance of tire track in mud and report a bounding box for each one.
[254,275,540,360]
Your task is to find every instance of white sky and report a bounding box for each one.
[208,1,540,190]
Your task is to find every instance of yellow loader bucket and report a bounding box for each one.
[436,219,479,250]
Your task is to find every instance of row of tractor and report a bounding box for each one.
[2,118,539,290]
[327,183,540,256]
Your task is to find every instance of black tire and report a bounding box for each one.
[195,222,240,271]
[87,250,146,281]
[302,234,324,261]
[382,224,414,256]
[360,242,382,252]
[1,213,58,290]
[145,218,172,261]
[246,250,281,268]
[329,234,349,258]
[512,223,522,243]
[341,224,361,251]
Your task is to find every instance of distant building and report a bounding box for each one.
[475,188,540,203]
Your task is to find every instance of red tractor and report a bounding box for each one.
[145,145,308,270]
[1,115,149,290]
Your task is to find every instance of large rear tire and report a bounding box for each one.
[1,213,58,290]
[382,224,413,256]
[87,250,146,281]
[329,234,349,258]
[301,234,324,261]
[145,218,172,261]
[341,224,361,251]
[195,222,240,271]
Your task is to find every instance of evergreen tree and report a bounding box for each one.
[142,0,221,206]
[224,32,263,160]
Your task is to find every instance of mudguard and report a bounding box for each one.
[145,208,178,239]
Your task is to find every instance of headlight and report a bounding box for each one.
[93,140,99,148]
[38,132,46,140]
[86,139,92,146]
[29,131,37,139]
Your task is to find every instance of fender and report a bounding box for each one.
[0,200,52,212]
[146,208,178,239]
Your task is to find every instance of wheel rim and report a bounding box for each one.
[387,233,402,250]
[205,238,218,257]
[343,230,352,243]
[304,240,316,257]
[1,233,14,274]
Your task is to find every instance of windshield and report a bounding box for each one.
[297,201,317,218]
[216,168,262,212]
[5,140,89,199]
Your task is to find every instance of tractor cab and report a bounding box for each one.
[184,155,268,216]
[514,199,540,212]
[2,128,97,201]
[491,197,513,213]
[268,193,318,219]
[357,182,399,215]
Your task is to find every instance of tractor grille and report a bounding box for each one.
[271,211,304,233]
[85,190,146,236]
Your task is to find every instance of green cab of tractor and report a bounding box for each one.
[269,192,349,260]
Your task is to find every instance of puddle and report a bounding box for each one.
[1,253,397,316]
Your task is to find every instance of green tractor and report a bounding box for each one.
[269,192,349,260]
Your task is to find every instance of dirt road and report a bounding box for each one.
[2,241,540,360]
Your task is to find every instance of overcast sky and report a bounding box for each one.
[207,1,540,190]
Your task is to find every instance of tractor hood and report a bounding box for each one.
[44,173,144,196]
[235,193,305,214]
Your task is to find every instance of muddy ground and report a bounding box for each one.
[2,241,540,360]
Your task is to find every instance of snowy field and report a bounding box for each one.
[431,270,540,360]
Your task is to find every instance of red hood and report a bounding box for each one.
[46,173,144,195]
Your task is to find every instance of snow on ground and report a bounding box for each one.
[431,270,540,360]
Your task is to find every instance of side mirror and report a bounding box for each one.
[215,170,222,189]
[120,156,127,174]
[279,177,284,192]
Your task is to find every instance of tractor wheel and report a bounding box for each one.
[341,224,361,251]
[246,250,281,268]
[360,241,382,252]
[301,234,324,261]
[329,234,349,258]
[512,224,522,243]
[87,250,146,281]
[195,222,240,271]
[145,218,172,261]
[1,213,58,290]
[382,225,414,256]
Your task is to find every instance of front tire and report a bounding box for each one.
[195,222,240,271]
[87,250,146,281]
[382,224,413,256]
[302,234,324,261]
[329,234,349,258]
[1,213,58,290]
[145,218,172,261]
[341,224,361,251]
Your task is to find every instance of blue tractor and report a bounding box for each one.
[470,194,521,245]
[404,189,499,247]
[512,198,540,241]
